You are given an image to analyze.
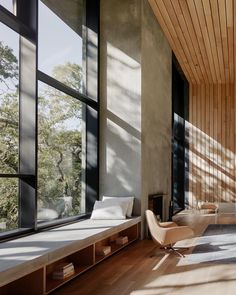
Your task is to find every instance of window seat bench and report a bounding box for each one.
[0,216,141,295]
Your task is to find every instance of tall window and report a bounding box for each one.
[0,22,19,232]
[37,82,85,222]
[0,0,99,238]
[37,0,86,223]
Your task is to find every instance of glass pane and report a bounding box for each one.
[38,0,84,93]
[0,22,19,173]
[0,178,18,232]
[38,82,85,222]
[0,0,15,14]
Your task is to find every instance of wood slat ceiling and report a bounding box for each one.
[149,0,235,84]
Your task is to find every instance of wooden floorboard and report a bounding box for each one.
[52,213,236,295]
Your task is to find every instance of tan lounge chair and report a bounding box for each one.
[145,209,194,257]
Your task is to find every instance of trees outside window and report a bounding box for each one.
[0,0,99,237]
[0,39,84,229]
[38,78,84,222]
[0,28,19,231]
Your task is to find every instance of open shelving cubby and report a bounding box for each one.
[46,244,94,294]
[95,223,139,263]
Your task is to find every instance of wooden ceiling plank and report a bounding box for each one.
[163,0,200,83]
[218,0,230,82]
[152,0,196,83]
[202,0,222,83]
[209,0,226,83]
[155,0,197,83]
[195,0,218,83]
[226,0,234,83]
[149,0,235,86]
[179,0,210,84]
[175,0,206,83]
[148,0,192,82]
[187,0,214,83]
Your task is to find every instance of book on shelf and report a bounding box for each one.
[52,262,75,280]
[52,269,75,280]
[115,236,128,245]
[55,262,74,271]
[96,245,111,256]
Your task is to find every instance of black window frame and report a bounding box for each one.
[0,0,99,241]
[171,55,189,217]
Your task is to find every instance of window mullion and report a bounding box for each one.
[19,36,37,229]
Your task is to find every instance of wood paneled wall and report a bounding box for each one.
[188,83,236,207]
[148,1,236,206]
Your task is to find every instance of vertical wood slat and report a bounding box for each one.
[189,84,193,208]
[222,84,226,202]
[201,84,205,202]
[189,84,235,205]
[209,84,214,203]
[196,85,201,203]
[192,84,197,207]
[226,84,230,202]
[199,84,202,202]
[206,84,210,202]
[217,84,222,204]
[230,84,235,201]
[213,85,218,202]
[234,0,236,204]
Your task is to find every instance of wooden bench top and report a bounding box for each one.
[0,217,141,287]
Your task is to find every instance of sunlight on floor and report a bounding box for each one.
[152,253,170,270]
[130,263,236,295]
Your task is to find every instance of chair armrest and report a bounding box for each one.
[159,221,178,228]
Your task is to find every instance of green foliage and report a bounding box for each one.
[52,62,83,92]
[0,41,83,230]
[0,41,18,82]
[0,178,18,230]
[0,92,18,174]
[38,85,83,218]
[0,41,19,231]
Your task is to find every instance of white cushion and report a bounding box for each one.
[90,200,129,220]
[102,196,134,217]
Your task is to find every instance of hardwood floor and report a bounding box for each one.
[53,212,236,295]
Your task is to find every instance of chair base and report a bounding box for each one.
[151,246,189,258]
[168,246,189,257]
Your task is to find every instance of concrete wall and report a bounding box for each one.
[100,0,172,222]
[141,0,172,221]
[100,0,142,215]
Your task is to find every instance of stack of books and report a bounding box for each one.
[52,262,75,280]
[115,236,128,245]
[96,245,111,256]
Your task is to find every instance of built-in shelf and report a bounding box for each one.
[0,219,140,295]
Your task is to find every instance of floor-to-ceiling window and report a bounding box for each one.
[172,58,189,216]
[0,0,99,239]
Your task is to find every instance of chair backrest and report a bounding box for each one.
[145,209,165,246]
